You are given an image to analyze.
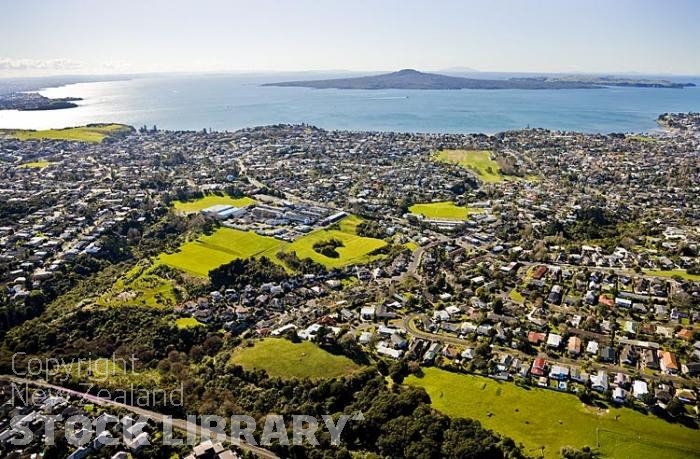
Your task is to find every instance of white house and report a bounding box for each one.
[632,380,649,399]
[590,371,609,392]
[546,333,562,348]
[586,340,599,355]
[360,306,375,321]
[612,387,626,404]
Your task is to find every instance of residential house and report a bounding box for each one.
[682,361,700,377]
[590,371,609,392]
[422,342,442,364]
[614,372,629,388]
[620,345,637,366]
[67,447,89,459]
[643,349,660,370]
[567,336,582,355]
[546,333,562,349]
[549,365,569,380]
[360,306,375,321]
[658,350,679,374]
[632,380,649,400]
[125,432,149,453]
[599,346,616,363]
[612,387,626,404]
[586,340,599,355]
[377,344,402,359]
[676,389,697,404]
[531,357,547,376]
[527,331,546,345]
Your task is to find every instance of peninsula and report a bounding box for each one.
[264,68,696,90]
[0,92,82,111]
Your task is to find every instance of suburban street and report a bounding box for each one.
[0,375,280,459]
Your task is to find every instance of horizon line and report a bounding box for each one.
[2,68,700,80]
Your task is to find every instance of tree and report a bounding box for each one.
[640,392,656,407]
[578,388,593,405]
[492,297,504,315]
[25,290,46,310]
[313,325,332,345]
[666,397,684,417]
[389,360,408,384]
[561,445,600,459]
[474,343,492,360]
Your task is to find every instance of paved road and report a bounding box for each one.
[1,375,280,459]
[402,236,451,281]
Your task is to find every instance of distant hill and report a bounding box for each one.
[264,69,695,90]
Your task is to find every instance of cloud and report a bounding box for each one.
[0,56,85,71]
[101,60,133,71]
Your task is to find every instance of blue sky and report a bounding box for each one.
[1,0,699,76]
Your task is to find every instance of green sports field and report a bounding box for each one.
[283,214,386,268]
[158,214,386,276]
[8,124,131,143]
[172,195,256,214]
[284,227,386,269]
[337,213,363,233]
[157,228,285,276]
[409,201,481,220]
[435,149,505,183]
[230,338,360,379]
[406,368,699,459]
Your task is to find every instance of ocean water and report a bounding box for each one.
[1,73,700,133]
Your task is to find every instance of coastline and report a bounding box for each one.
[1,74,699,133]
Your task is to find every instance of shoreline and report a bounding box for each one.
[1,76,699,133]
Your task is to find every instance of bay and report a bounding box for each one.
[1,73,699,133]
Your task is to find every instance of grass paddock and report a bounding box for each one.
[406,367,699,459]
[435,149,504,183]
[8,124,131,143]
[409,201,481,220]
[230,338,360,379]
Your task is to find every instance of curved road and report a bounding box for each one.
[402,313,474,347]
[1,375,279,459]
[400,314,684,385]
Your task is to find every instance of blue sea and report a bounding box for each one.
[1,73,700,133]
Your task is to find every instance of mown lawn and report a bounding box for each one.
[158,214,386,276]
[337,213,363,233]
[284,227,386,269]
[175,317,205,329]
[157,228,285,277]
[103,216,381,307]
[406,368,699,459]
[644,269,700,282]
[435,149,504,183]
[409,201,481,220]
[404,241,419,252]
[9,124,131,143]
[230,338,360,379]
[509,289,525,303]
[172,195,256,214]
[18,160,51,169]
